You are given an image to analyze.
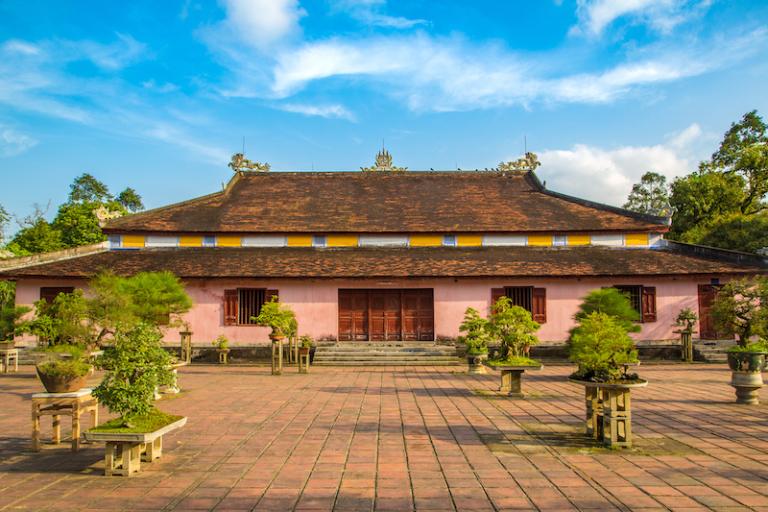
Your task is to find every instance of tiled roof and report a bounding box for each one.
[1,246,762,279]
[103,171,668,234]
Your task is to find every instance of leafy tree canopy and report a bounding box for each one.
[569,311,638,382]
[5,174,143,256]
[622,171,671,217]
[711,276,768,347]
[0,204,9,246]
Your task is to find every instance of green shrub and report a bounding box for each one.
[212,335,229,350]
[299,335,314,348]
[574,288,641,333]
[37,358,91,378]
[488,297,540,361]
[253,298,296,338]
[93,323,173,423]
[712,276,768,347]
[569,312,639,382]
[458,307,490,356]
[674,308,698,333]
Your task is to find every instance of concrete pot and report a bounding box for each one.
[731,370,764,405]
[466,353,488,374]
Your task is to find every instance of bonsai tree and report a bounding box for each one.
[487,296,540,365]
[93,323,175,427]
[212,334,229,350]
[253,298,296,339]
[299,335,314,349]
[458,307,490,356]
[569,311,639,382]
[574,288,641,333]
[674,308,698,334]
[712,276,768,350]
[0,281,29,343]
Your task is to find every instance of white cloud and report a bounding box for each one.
[218,0,306,51]
[71,33,147,70]
[142,79,179,93]
[277,102,356,121]
[266,28,766,111]
[331,0,427,29]
[571,0,712,36]
[0,125,38,157]
[535,123,705,205]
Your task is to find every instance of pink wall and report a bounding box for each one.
[14,276,707,346]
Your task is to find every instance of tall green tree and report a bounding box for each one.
[116,187,144,212]
[623,171,671,217]
[0,204,9,246]
[68,173,111,203]
[6,206,64,256]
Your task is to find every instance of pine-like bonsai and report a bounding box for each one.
[574,288,641,333]
[712,276,768,351]
[569,312,640,383]
[458,307,490,356]
[253,298,296,339]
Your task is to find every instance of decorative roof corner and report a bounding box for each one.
[361,149,407,172]
[497,152,541,173]
[228,153,271,173]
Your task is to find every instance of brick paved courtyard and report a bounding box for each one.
[1,364,767,511]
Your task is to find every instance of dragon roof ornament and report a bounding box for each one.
[497,152,540,173]
[361,149,407,172]
[229,153,271,173]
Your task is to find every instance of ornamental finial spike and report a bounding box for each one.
[229,153,271,172]
[361,148,407,172]
[497,152,540,173]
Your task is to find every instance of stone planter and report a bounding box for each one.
[484,363,542,397]
[466,353,488,374]
[36,366,90,393]
[569,379,648,448]
[727,351,766,405]
[85,417,187,476]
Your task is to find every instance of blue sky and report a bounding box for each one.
[1,0,767,233]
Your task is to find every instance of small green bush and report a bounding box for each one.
[253,298,296,337]
[93,323,173,423]
[673,308,698,333]
[574,288,641,333]
[569,312,639,382]
[37,358,91,378]
[212,335,229,350]
[458,307,490,356]
[299,335,314,348]
[488,297,540,361]
[712,276,768,347]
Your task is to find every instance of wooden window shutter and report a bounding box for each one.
[641,286,657,323]
[532,288,547,323]
[265,289,279,303]
[224,289,238,326]
[491,288,505,311]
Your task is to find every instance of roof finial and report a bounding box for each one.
[229,152,270,173]
[497,152,540,173]
[361,147,407,172]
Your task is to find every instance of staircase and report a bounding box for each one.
[694,339,736,363]
[312,342,461,366]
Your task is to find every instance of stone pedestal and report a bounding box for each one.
[1,348,18,373]
[32,388,98,452]
[298,348,310,374]
[271,338,284,375]
[486,364,542,398]
[681,332,693,363]
[179,331,192,364]
[731,371,763,405]
[571,379,647,449]
[217,349,229,364]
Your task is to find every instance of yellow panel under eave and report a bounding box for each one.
[567,234,590,246]
[327,235,359,247]
[409,235,443,247]
[287,235,313,247]
[527,234,553,246]
[217,236,241,247]
[122,235,145,248]
[625,233,649,246]
[179,236,203,247]
[457,234,482,247]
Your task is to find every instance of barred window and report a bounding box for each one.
[238,288,266,325]
[614,285,642,314]
[505,286,533,312]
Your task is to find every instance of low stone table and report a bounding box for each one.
[32,388,98,452]
[84,417,187,476]
[485,363,542,397]
[1,348,18,373]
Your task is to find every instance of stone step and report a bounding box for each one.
[313,343,460,366]
[313,360,462,366]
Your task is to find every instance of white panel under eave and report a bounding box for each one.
[482,235,526,246]
[649,233,664,247]
[242,236,287,247]
[591,234,624,246]
[145,236,179,248]
[359,235,408,247]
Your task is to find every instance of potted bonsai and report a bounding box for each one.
[212,334,230,364]
[254,298,296,375]
[711,277,768,404]
[673,308,698,363]
[484,297,542,396]
[568,311,645,448]
[298,335,313,373]
[86,323,187,475]
[458,307,490,374]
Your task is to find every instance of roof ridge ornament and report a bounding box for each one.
[497,152,540,173]
[229,153,270,173]
[361,149,407,172]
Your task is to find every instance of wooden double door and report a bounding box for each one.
[338,289,434,341]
